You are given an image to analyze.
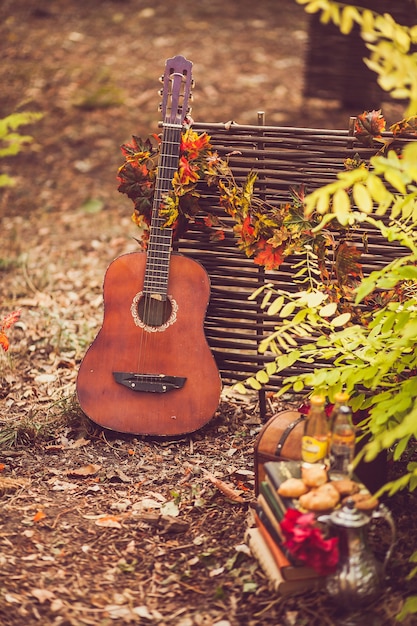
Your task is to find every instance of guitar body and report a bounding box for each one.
[77,251,221,435]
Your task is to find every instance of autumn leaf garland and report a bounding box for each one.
[117,126,365,286]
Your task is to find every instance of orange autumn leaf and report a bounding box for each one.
[354,110,386,146]
[0,333,10,352]
[33,511,46,523]
[0,464,5,472]
[254,241,284,270]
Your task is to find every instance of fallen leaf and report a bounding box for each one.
[95,514,122,529]
[132,497,163,512]
[159,516,189,534]
[203,470,245,503]
[34,373,57,384]
[69,437,91,448]
[209,566,225,577]
[31,588,55,603]
[105,467,131,483]
[159,500,179,517]
[33,510,46,523]
[67,464,101,478]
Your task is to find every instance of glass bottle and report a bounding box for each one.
[329,402,355,479]
[301,394,328,465]
[327,391,350,453]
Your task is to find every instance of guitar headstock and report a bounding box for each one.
[159,55,193,126]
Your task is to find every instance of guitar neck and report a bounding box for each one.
[144,122,182,298]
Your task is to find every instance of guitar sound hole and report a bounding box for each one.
[137,294,172,328]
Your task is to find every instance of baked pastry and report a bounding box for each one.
[345,492,379,511]
[301,464,328,488]
[277,477,309,498]
[331,479,360,497]
[299,482,340,511]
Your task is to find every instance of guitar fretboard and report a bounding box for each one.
[144,123,182,298]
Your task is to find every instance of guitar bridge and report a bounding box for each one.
[113,372,186,393]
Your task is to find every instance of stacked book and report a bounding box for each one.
[246,460,323,594]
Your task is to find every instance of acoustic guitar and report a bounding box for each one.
[76,55,221,435]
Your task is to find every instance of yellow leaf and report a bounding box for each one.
[316,191,330,214]
[361,9,375,35]
[304,291,327,308]
[353,183,373,213]
[267,296,284,316]
[247,377,262,391]
[333,188,351,225]
[280,301,296,318]
[384,169,407,194]
[330,312,351,327]
[256,369,269,384]
[233,382,247,395]
[319,302,338,317]
[366,174,388,203]
[340,5,360,35]
[293,380,304,392]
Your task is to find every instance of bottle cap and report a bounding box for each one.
[334,391,349,403]
[310,394,325,406]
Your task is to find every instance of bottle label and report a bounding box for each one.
[301,435,328,463]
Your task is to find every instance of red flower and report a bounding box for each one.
[280,508,339,576]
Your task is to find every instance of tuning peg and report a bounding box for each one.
[157,103,163,112]
[159,75,164,83]
[158,88,164,97]
[191,79,195,88]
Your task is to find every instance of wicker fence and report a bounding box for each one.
[175,118,412,416]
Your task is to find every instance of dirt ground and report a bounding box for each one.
[0,1,416,625]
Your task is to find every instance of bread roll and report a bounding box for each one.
[301,464,328,488]
[299,482,340,511]
[331,479,360,497]
[277,477,309,498]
